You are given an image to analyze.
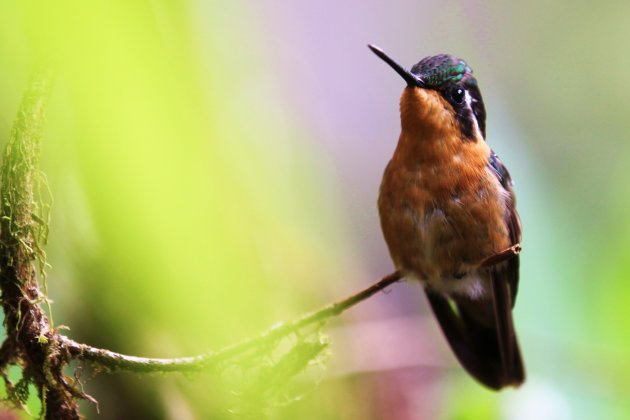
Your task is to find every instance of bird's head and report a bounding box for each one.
[369,45,486,142]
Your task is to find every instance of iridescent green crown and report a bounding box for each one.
[410,54,477,88]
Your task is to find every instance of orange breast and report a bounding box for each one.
[378,87,511,281]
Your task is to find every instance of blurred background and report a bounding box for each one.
[0,0,628,418]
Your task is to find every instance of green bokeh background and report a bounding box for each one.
[0,0,628,418]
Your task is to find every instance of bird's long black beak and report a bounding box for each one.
[368,44,425,87]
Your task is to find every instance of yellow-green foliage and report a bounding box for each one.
[0,1,353,417]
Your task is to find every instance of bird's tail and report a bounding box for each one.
[424,274,525,390]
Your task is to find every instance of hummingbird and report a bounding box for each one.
[369,44,525,389]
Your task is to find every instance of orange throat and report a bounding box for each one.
[393,87,491,196]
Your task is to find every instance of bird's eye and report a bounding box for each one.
[451,88,465,105]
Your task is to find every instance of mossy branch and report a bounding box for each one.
[0,72,84,419]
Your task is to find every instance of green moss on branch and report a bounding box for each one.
[0,72,83,419]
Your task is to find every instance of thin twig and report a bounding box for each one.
[479,243,521,268]
[61,271,403,373]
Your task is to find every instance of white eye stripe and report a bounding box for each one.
[464,90,482,139]
[464,89,473,107]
